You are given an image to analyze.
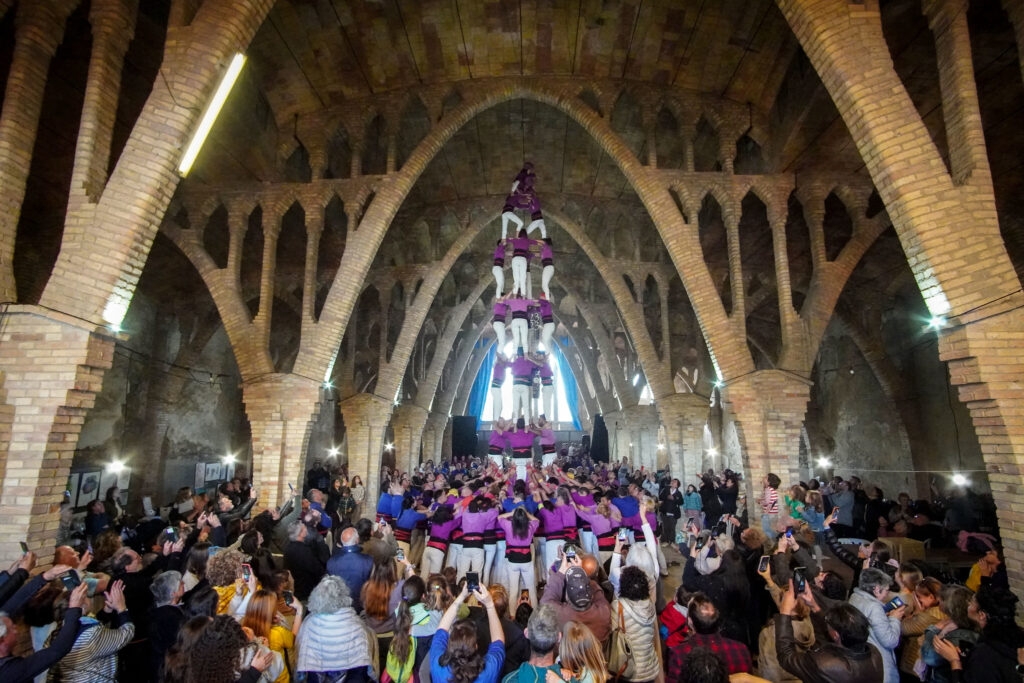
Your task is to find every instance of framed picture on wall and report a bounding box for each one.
[205,463,221,482]
[76,471,101,508]
[195,463,207,491]
[66,473,80,505]
[100,470,131,504]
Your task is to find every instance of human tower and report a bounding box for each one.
[487,164,558,468]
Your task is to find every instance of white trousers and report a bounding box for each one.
[504,560,537,617]
[502,211,522,239]
[457,547,485,580]
[544,539,565,571]
[492,265,505,298]
[541,322,554,353]
[541,384,554,419]
[542,265,554,299]
[493,320,507,351]
[483,544,497,585]
[421,545,445,577]
[512,384,531,421]
[511,318,528,351]
[491,384,504,419]
[511,256,527,296]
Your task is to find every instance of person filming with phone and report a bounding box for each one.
[539,545,610,641]
[848,567,906,682]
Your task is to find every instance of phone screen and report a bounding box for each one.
[19,541,28,555]
[686,517,695,528]
[564,544,576,559]
[242,564,252,582]
[793,567,807,594]
[617,527,628,541]
[60,570,81,590]
[282,590,294,605]
[695,535,707,550]
[785,527,793,538]
[395,548,405,561]
[466,572,479,592]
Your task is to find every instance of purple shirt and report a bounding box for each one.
[541,242,553,261]
[511,236,532,259]
[540,428,555,447]
[488,430,508,449]
[508,298,529,315]
[572,492,595,507]
[511,357,535,381]
[576,507,614,535]
[538,507,563,534]
[429,517,460,541]
[498,516,539,546]
[462,508,499,535]
[494,243,506,261]
[508,430,535,450]
[538,299,553,318]
[539,363,553,383]
[493,301,508,319]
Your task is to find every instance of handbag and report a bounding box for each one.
[605,602,636,682]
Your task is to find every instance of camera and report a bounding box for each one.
[758,555,770,573]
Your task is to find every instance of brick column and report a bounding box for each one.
[938,298,1024,588]
[340,394,393,516]
[722,371,811,525]
[0,0,78,301]
[422,411,449,465]
[0,306,116,565]
[241,374,322,509]
[67,0,139,207]
[657,393,711,483]
[391,403,429,473]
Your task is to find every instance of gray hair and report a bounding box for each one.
[308,575,353,614]
[0,611,8,639]
[287,519,306,542]
[859,567,891,595]
[150,571,183,607]
[525,604,560,655]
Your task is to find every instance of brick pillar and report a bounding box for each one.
[422,411,449,465]
[938,298,1024,588]
[619,405,661,471]
[722,371,811,525]
[922,0,991,187]
[340,394,393,516]
[391,403,429,473]
[0,0,78,301]
[657,393,711,483]
[67,0,139,207]
[241,374,322,509]
[0,306,116,565]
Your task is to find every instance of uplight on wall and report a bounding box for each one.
[178,53,247,176]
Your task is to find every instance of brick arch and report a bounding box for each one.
[297,81,749,387]
[39,0,277,326]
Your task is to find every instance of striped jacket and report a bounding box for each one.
[295,608,376,674]
[46,615,134,683]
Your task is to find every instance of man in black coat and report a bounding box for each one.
[659,478,684,546]
[283,519,329,601]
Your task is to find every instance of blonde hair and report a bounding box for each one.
[805,491,823,513]
[559,621,607,683]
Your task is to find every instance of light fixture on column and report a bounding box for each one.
[223,453,236,465]
[928,316,947,330]
[385,442,394,452]
[657,443,665,450]
[327,446,340,458]
[106,459,126,474]
[713,377,725,389]
[706,447,718,457]
[817,457,831,469]
[951,473,968,487]
[178,53,247,176]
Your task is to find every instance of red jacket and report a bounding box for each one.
[660,602,689,648]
